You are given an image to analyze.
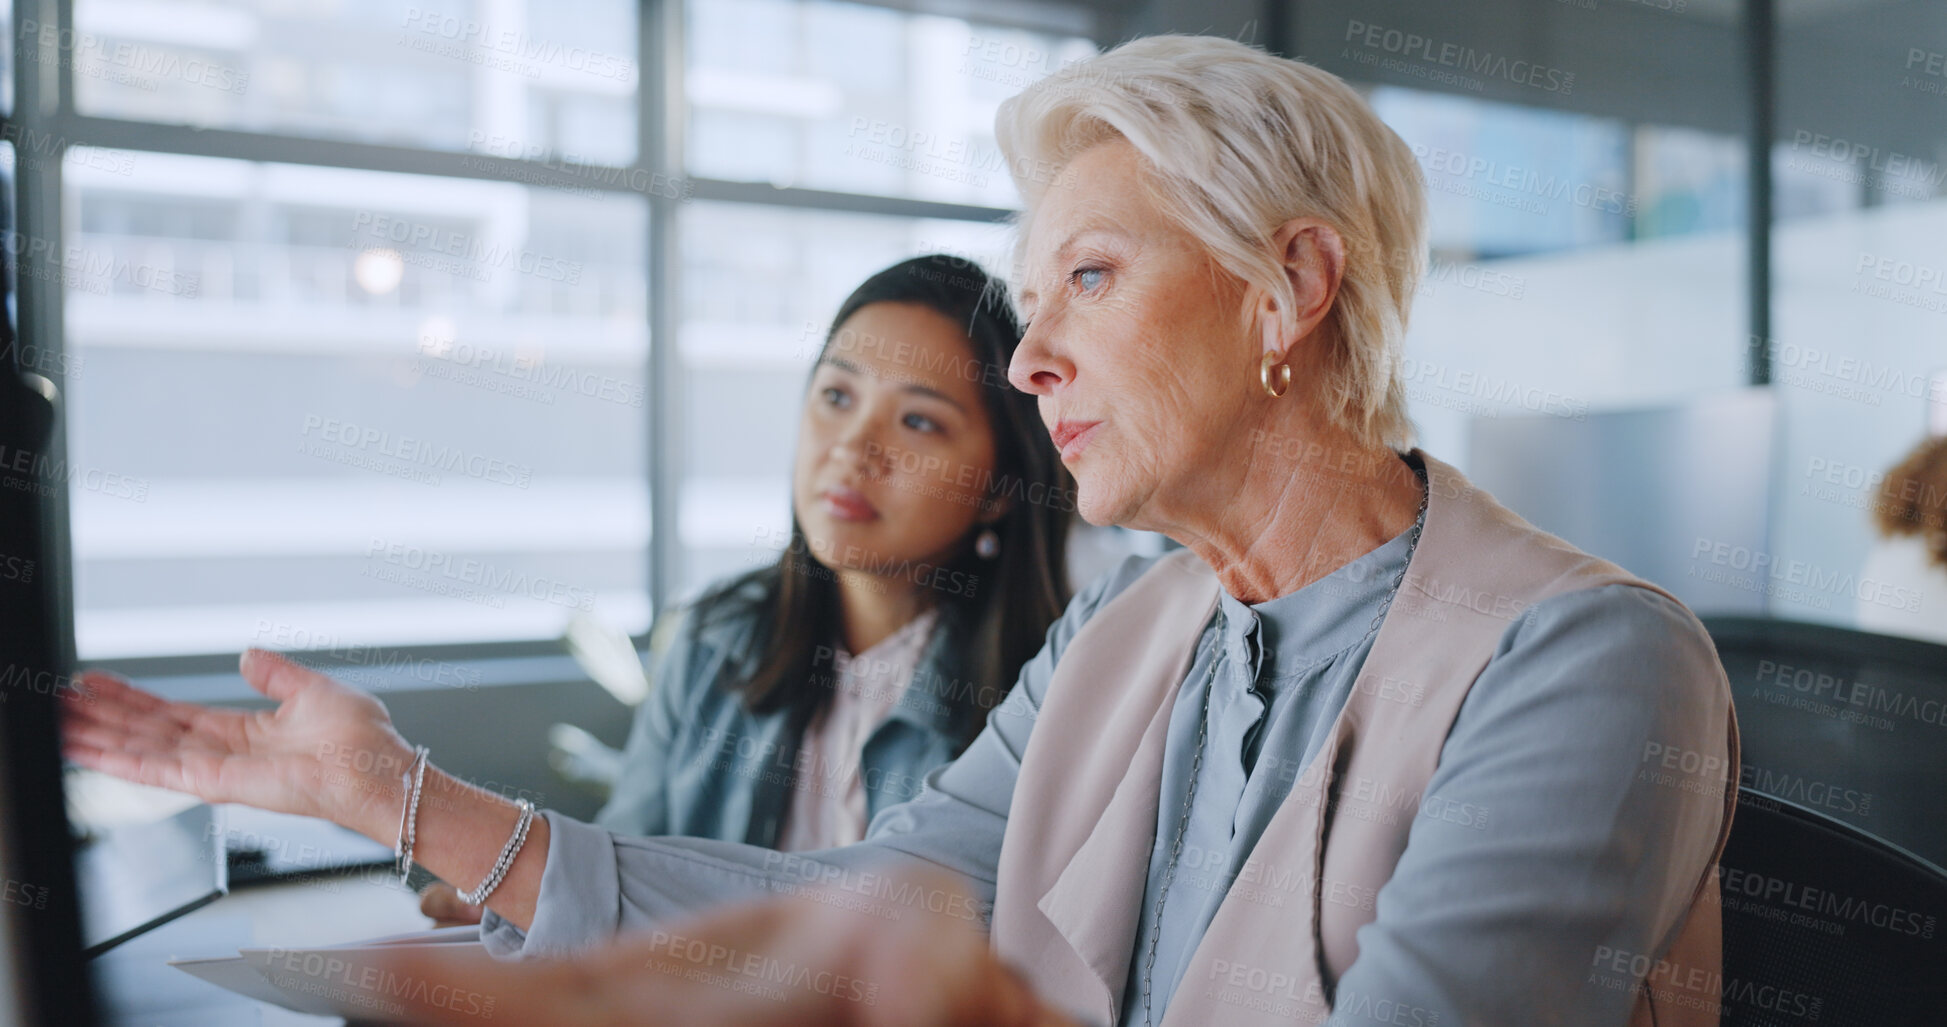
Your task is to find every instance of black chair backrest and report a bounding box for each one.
[1703,616,1947,870]
[1716,791,1946,1025]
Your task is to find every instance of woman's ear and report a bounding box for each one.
[1263,217,1346,357]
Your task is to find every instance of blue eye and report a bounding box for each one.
[821,385,851,408]
[1074,267,1106,291]
[903,412,941,434]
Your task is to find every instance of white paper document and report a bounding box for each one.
[170,925,492,1023]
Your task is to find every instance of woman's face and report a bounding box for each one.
[792,301,1002,581]
[1007,137,1262,531]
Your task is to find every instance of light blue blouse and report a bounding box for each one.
[481,506,1727,1027]
[1121,517,1415,1026]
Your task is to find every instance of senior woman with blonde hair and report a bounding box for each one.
[64,34,1736,1027]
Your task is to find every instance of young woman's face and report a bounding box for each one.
[792,301,1003,582]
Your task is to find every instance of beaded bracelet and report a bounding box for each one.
[457,798,536,907]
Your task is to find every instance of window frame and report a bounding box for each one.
[10,0,1783,692]
[11,0,1019,695]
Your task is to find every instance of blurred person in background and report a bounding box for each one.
[423,252,1073,924]
[1859,434,1947,644]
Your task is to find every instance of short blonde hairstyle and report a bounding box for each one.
[996,34,1426,450]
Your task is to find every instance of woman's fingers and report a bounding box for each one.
[70,672,191,735]
[64,675,252,758]
[65,742,197,796]
[417,883,484,926]
[72,669,167,713]
[239,648,323,703]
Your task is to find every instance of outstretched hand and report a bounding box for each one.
[384,873,1077,1027]
[61,649,417,842]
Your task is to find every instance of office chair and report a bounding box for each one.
[1716,791,1946,1025]
[1702,616,1947,870]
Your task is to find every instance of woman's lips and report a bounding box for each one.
[1051,420,1102,462]
[819,485,880,522]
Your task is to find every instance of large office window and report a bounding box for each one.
[1368,86,1749,462]
[71,0,638,164]
[1766,0,1947,627]
[64,151,649,657]
[41,1,651,663]
[22,0,1093,671]
[687,0,1091,206]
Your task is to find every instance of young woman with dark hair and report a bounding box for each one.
[419,253,1074,923]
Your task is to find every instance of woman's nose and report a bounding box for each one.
[1007,324,1073,396]
[830,416,890,475]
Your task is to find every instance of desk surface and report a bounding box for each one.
[93,871,430,1027]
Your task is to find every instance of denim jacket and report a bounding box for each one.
[594,583,976,848]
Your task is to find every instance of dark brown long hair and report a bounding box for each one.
[1874,435,1947,568]
[692,254,1073,746]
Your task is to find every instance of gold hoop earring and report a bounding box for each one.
[1259,350,1291,399]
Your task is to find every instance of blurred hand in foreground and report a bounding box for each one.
[385,872,1076,1027]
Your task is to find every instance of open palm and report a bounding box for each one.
[61,649,415,841]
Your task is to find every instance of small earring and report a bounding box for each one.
[1260,350,1291,399]
[974,527,1001,560]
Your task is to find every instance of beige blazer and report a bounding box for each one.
[990,450,1739,1026]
